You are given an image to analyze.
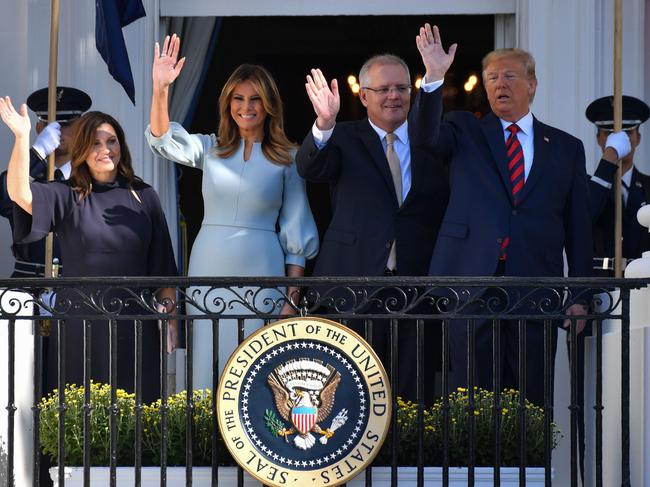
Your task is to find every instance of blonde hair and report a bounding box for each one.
[482,48,537,101]
[216,64,294,166]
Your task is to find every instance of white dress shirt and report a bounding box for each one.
[58,161,72,179]
[421,77,535,180]
[311,118,412,200]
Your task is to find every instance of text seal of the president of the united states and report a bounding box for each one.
[217,317,391,486]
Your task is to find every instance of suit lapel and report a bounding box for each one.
[518,117,548,203]
[480,113,512,202]
[358,119,398,201]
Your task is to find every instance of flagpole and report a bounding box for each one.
[45,0,60,279]
[613,0,623,278]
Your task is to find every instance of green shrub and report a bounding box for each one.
[39,384,230,466]
[40,384,559,467]
[141,389,228,466]
[39,383,135,465]
[375,387,561,467]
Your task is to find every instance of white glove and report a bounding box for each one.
[32,122,61,159]
[605,131,632,160]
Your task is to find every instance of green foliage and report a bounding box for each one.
[264,409,286,437]
[39,383,135,465]
[39,384,231,466]
[40,384,558,468]
[375,388,562,467]
[141,389,229,466]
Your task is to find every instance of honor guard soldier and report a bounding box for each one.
[587,95,650,275]
[0,86,91,277]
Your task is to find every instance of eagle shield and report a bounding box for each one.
[291,406,318,435]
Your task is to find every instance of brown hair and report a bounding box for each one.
[69,111,138,199]
[216,64,294,165]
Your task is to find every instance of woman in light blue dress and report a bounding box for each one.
[146,34,319,389]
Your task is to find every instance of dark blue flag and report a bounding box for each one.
[95,0,146,104]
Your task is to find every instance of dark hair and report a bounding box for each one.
[69,111,138,199]
[216,64,294,165]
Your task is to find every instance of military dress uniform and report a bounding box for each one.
[590,162,650,271]
[587,95,650,274]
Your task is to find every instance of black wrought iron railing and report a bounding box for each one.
[0,276,646,487]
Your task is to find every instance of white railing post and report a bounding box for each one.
[0,291,35,487]
[624,205,650,486]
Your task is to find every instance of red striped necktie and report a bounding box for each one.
[500,123,525,261]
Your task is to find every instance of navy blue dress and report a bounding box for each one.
[13,176,178,402]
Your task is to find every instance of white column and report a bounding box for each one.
[0,292,35,487]
[625,205,650,486]
[625,205,650,318]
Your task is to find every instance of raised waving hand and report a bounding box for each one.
[0,96,31,140]
[305,69,340,131]
[151,34,185,137]
[153,34,186,91]
[416,24,457,82]
[0,96,33,212]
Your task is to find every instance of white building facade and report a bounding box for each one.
[0,1,648,485]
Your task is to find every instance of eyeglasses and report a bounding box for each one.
[362,85,412,96]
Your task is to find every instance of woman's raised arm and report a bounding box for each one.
[0,96,33,214]
[150,34,186,137]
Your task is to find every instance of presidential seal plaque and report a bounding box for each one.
[217,317,391,486]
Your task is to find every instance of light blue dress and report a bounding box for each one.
[146,122,319,388]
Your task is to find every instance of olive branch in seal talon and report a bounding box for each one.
[264,409,287,438]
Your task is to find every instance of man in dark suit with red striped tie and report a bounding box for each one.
[413,25,593,405]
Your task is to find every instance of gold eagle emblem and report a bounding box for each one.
[267,358,342,450]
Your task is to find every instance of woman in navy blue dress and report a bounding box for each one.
[0,98,178,402]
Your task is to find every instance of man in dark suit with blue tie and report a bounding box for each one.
[296,25,451,403]
[415,25,593,405]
